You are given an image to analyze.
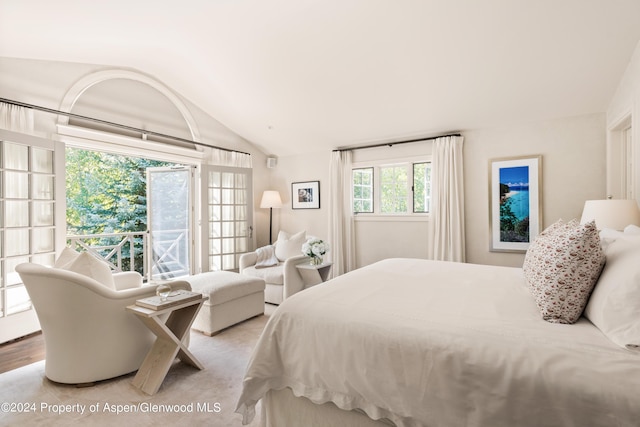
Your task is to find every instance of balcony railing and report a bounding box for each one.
[66,232,148,279]
[149,229,190,280]
[66,230,190,281]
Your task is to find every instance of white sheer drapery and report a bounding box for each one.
[329,150,356,277]
[0,102,34,133]
[429,135,465,262]
[210,149,252,168]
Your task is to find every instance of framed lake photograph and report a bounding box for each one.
[489,155,542,252]
[292,181,320,209]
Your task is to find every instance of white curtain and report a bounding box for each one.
[210,149,252,168]
[429,135,465,262]
[329,150,356,277]
[0,102,34,133]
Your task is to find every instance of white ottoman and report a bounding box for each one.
[185,271,265,336]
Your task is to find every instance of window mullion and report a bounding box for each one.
[353,158,430,217]
[408,164,414,213]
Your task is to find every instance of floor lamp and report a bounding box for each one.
[260,190,283,244]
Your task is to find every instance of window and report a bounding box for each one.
[0,130,62,344]
[380,165,408,213]
[353,168,373,213]
[352,160,431,215]
[413,162,431,213]
[202,165,253,272]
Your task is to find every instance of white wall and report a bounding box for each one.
[354,219,429,267]
[1,57,609,268]
[351,142,433,267]
[268,141,436,266]
[272,114,606,269]
[0,57,276,258]
[464,114,606,267]
[0,58,259,154]
[263,149,331,247]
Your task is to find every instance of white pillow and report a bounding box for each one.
[584,236,640,350]
[599,228,625,251]
[63,252,115,289]
[274,230,306,262]
[54,247,80,268]
[624,224,640,235]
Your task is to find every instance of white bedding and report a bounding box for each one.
[236,258,640,427]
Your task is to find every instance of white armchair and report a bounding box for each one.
[16,262,190,385]
[239,231,325,304]
[240,252,309,304]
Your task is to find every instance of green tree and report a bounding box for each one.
[65,148,174,272]
[413,163,430,213]
[380,165,407,213]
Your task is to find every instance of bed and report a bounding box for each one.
[235,249,640,426]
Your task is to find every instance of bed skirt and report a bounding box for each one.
[262,388,394,427]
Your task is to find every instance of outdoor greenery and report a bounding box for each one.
[380,165,408,213]
[352,162,431,214]
[65,148,173,272]
[412,162,430,213]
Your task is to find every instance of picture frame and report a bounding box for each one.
[292,181,320,209]
[489,155,542,252]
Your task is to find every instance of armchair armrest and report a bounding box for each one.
[283,255,311,299]
[239,251,258,272]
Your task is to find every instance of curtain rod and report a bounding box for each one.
[0,97,251,156]
[333,133,462,152]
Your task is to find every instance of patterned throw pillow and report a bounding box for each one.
[523,219,605,324]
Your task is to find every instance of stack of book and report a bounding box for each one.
[135,290,203,310]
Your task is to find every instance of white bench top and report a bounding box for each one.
[184,271,265,306]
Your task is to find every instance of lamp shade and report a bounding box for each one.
[580,199,640,230]
[260,190,283,209]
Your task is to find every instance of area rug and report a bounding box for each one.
[0,305,274,426]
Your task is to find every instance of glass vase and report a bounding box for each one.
[156,284,172,301]
[310,256,323,266]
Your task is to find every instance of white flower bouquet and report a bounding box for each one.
[302,238,329,264]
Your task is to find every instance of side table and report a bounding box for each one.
[295,262,333,288]
[126,295,207,395]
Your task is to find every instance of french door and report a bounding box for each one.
[200,165,253,272]
[0,130,64,343]
[146,164,253,278]
[147,166,195,280]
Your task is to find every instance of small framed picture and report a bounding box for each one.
[489,155,542,252]
[292,181,320,209]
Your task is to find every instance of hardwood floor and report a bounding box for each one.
[0,331,45,374]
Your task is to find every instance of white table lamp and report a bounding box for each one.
[580,199,640,230]
[260,190,283,244]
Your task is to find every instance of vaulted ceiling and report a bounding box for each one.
[1,1,640,156]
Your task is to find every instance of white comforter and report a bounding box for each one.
[236,258,640,427]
